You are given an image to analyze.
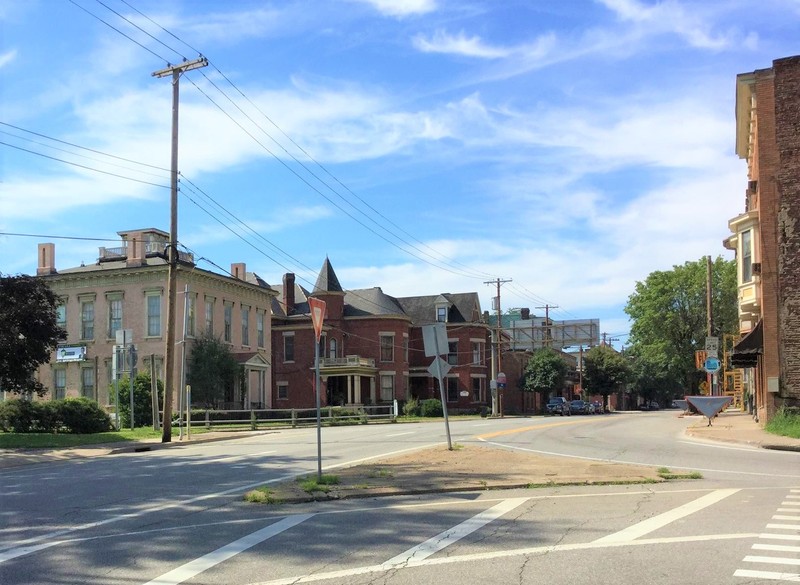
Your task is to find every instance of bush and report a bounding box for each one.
[113,373,164,428]
[420,398,443,417]
[0,399,39,433]
[0,397,112,434]
[403,397,420,417]
[59,397,113,434]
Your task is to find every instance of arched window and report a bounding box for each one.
[330,338,337,359]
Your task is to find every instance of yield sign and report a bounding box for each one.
[686,395,732,426]
[428,356,451,378]
[308,297,326,343]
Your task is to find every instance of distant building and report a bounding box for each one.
[725,55,800,423]
[33,228,276,410]
[487,308,599,351]
[270,258,492,411]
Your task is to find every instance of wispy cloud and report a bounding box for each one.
[412,30,511,58]
[351,0,437,18]
[599,0,736,50]
[0,49,16,68]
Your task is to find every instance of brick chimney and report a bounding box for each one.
[283,273,295,314]
[37,243,56,275]
[127,236,144,267]
[231,262,246,280]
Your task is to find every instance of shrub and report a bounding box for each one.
[0,397,111,434]
[0,399,38,433]
[403,397,420,417]
[59,397,113,434]
[113,373,164,428]
[420,398,443,417]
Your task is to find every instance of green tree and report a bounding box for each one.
[113,372,163,428]
[583,345,631,401]
[0,274,66,396]
[522,349,568,413]
[187,332,239,408]
[624,256,737,396]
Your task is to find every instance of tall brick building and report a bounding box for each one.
[270,258,492,411]
[727,55,800,423]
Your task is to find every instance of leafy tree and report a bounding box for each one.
[521,349,568,413]
[624,256,737,396]
[583,345,631,401]
[187,332,239,408]
[113,373,163,428]
[0,274,66,396]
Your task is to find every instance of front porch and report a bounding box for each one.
[319,355,378,406]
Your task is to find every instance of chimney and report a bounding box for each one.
[283,273,295,314]
[520,307,530,320]
[127,236,144,267]
[37,243,56,275]
[231,262,246,280]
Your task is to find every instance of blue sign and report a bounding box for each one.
[704,357,721,373]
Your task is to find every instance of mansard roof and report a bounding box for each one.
[396,292,483,326]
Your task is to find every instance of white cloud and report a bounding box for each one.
[0,49,16,68]
[598,0,735,50]
[412,30,511,58]
[351,0,437,18]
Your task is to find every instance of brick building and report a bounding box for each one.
[34,228,276,411]
[270,258,492,411]
[727,55,800,423]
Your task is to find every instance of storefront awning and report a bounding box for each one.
[731,320,762,368]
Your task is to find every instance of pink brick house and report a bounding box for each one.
[34,228,277,411]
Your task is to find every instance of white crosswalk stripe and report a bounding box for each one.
[735,491,800,582]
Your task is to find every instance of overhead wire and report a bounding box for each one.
[65,0,575,320]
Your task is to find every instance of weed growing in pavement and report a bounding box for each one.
[657,467,702,480]
[765,407,800,439]
[298,474,340,493]
[243,487,281,504]
[368,468,393,478]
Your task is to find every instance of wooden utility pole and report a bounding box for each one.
[484,278,511,415]
[152,56,208,442]
[706,255,714,395]
[535,304,558,348]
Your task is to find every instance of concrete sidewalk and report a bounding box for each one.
[682,409,800,451]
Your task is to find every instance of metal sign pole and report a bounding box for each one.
[315,340,322,481]
[432,335,453,450]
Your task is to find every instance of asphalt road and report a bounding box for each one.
[1,412,798,585]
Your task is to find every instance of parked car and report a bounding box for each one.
[570,399,590,415]
[546,397,571,416]
[591,400,604,414]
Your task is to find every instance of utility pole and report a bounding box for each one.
[152,56,208,443]
[535,304,558,348]
[706,255,714,395]
[484,278,511,416]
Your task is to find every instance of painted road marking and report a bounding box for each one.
[774,515,800,521]
[768,524,800,531]
[142,514,314,585]
[246,533,756,585]
[594,489,740,544]
[385,432,415,438]
[733,569,800,582]
[0,443,440,564]
[762,534,800,541]
[744,555,800,567]
[382,498,529,567]
[476,419,598,440]
[754,544,800,553]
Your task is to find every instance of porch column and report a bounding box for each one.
[355,375,361,403]
[370,377,376,403]
[347,375,353,404]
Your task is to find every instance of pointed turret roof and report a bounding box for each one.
[313,256,343,294]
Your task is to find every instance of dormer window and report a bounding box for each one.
[437,306,447,322]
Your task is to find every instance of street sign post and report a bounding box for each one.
[703,356,721,374]
[308,297,327,480]
[421,323,453,449]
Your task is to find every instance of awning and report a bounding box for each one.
[731,320,762,368]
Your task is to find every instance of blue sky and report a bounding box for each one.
[1,0,798,348]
